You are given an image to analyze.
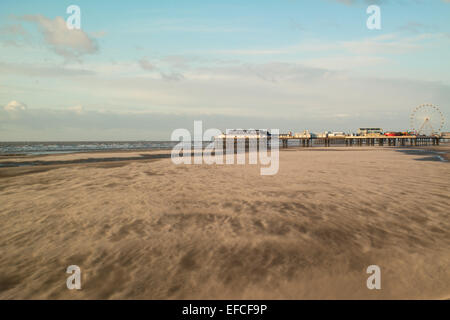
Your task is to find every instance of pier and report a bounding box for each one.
[279,135,441,148]
[214,135,442,152]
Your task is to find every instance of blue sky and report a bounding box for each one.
[0,0,449,140]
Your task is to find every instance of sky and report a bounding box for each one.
[0,0,449,140]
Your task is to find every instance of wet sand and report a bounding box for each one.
[0,146,449,299]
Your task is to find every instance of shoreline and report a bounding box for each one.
[1,144,448,169]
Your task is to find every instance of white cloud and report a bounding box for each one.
[22,15,98,61]
[4,100,27,112]
[67,105,84,114]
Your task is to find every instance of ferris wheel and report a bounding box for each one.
[410,104,444,136]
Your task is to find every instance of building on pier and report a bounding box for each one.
[357,128,383,136]
[217,129,271,139]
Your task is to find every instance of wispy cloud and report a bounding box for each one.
[0,62,95,77]
[138,57,156,71]
[0,23,30,47]
[213,32,444,57]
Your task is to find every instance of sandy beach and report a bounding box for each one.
[0,146,449,299]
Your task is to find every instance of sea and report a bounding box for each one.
[0,139,361,156]
[0,141,180,156]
